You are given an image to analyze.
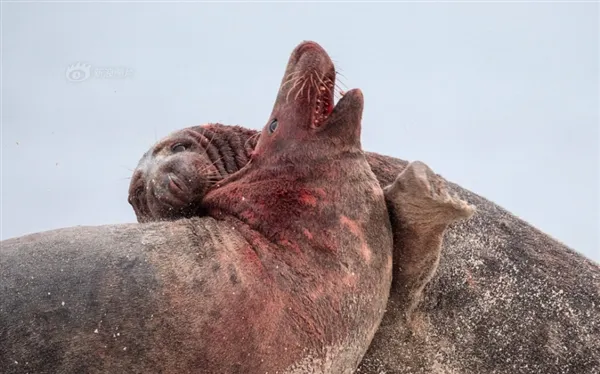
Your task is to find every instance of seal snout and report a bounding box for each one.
[156,160,204,201]
[279,41,337,129]
[167,173,188,198]
[130,150,219,221]
[293,41,326,62]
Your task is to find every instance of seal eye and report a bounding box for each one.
[268,119,278,134]
[172,143,187,153]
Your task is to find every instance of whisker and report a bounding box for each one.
[295,77,308,101]
[281,71,301,88]
[317,73,327,86]
[336,78,348,89]
[307,73,316,103]
[335,83,346,94]
[285,76,298,103]
[197,156,225,176]
[286,75,304,103]
[244,132,261,150]
[195,127,217,153]
[205,132,217,151]
[285,70,301,79]
[209,156,225,168]
[322,76,335,95]
[281,77,296,90]
[335,69,347,78]
[333,69,349,90]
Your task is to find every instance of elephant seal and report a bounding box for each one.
[129,122,476,322]
[1,41,394,374]
[129,121,600,373]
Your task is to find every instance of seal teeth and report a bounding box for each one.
[313,77,335,127]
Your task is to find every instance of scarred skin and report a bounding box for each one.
[130,122,475,323]
[1,42,395,374]
[129,124,600,373]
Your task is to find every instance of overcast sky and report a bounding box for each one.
[2,2,598,262]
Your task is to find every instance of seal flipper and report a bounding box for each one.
[383,161,476,320]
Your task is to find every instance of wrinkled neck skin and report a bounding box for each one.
[189,123,259,177]
[205,140,365,249]
[199,130,391,372]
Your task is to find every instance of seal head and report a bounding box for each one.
[252,41,361,160]
[129,125,258,222]
[204,42,372,250]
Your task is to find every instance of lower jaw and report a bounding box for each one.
[313,97,334,127]
[313,113,331,128]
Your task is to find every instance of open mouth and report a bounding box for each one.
[314,75,335,127]
[285,41,338,128]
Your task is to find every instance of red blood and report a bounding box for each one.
[298,189,317,207]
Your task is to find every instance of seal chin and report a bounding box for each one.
[315,88,364,146]
[327,88,364,123]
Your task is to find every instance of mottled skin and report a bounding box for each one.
[0,42,395,374]
[131,123,600,373]
[130,123,475,324]
[360,154,600,374]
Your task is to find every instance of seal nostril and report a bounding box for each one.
[134,186,144,200]
[168,173,185,194]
